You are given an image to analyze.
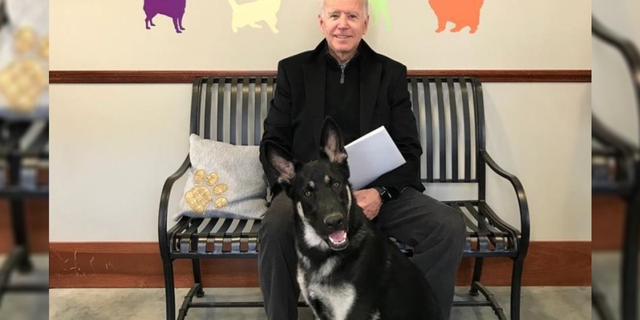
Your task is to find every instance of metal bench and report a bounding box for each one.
[158,75,530,320]
[0,115,49,306]
[592,15,640,320]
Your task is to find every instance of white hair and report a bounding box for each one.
[319,0,370,16]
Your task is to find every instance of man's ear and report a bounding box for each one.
[320,116,347,164]
[264,141,297,185]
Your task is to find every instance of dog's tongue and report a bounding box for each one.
[329,230,346,243]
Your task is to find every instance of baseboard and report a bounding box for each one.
[593,195,625,251]
[0,169,49,253]
[0,200,49,254]
[49,241,590,288]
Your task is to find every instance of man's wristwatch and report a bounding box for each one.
[374,186,393,203]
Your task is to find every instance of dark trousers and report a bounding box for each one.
[258,187,466,320]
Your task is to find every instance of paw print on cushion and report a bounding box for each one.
[194,169,206,183]
[206,173,218,186]
[212,183,228,195]
[214,197,229,209]
[0,26,48,114]
[184,185,212,214]
[185,169,230,215]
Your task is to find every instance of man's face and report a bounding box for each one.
[319,0,369,61]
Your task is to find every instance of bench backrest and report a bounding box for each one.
[189,76,486,185]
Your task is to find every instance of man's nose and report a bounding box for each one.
[337,15,348,28]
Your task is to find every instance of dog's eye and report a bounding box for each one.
[304,190,313,197]
[332,181,340,189]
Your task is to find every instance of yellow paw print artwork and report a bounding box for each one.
[0,26,48,113]
[185,169,229,215]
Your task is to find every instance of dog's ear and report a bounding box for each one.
[320,116,347,164]
[264,141,297,185]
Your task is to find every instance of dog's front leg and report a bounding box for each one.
[144,15,156,29]
[435,17,446,33]
[265,17,279,33]
[172,17,182,33]
[179,15,186,30]
[450,23,465,32]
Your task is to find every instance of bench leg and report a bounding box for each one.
[510,257,524,320]
[622,191,640,320]
[162,257,176,320]
[469,257,483,296]
[192,259,205,298]
[8,155,33,273]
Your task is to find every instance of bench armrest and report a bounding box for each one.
[158,155,191,250]
[480,150,531,256]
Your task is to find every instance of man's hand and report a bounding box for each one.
[353,188,382,220]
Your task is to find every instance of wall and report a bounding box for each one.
[49,0,591,242]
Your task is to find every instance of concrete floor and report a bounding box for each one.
[592,251,627,320]
[48,286,590,320]
[2,254,595,320]
[0,255,48,320]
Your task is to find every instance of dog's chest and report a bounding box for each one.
[297,254,356,320]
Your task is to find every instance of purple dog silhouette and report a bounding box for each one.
[144,0,187,33]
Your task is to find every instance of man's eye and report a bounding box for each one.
[304,190,313,197]
[332,182,340,189]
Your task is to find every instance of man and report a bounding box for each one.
[258,0,466,319]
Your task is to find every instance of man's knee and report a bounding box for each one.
[416,203,467,250]
[258,194,295,247]
[424,204,467,249]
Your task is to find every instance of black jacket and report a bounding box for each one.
[260,39,424,195]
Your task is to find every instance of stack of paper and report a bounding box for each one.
[344,126,406,190]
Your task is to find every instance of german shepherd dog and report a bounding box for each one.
[264,118,441,320]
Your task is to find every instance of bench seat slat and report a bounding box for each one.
[168,199,517,256]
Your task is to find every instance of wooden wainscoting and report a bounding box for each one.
[0,168,49,253]
[49,241,590,288]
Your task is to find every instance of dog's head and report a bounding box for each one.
[265,117,353,251]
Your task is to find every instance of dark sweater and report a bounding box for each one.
[324,52,362,145]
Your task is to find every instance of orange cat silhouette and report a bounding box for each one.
[429,0,484,34]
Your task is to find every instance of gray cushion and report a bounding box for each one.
[174,134,268,221]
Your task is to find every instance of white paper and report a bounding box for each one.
[345,126,406,190]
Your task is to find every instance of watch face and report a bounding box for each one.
[379,187,391,201]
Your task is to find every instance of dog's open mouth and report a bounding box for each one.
[327,230,349,250]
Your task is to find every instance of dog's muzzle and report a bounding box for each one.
[324,213,349,250]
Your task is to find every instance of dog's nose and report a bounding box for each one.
[324,214,344,231]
